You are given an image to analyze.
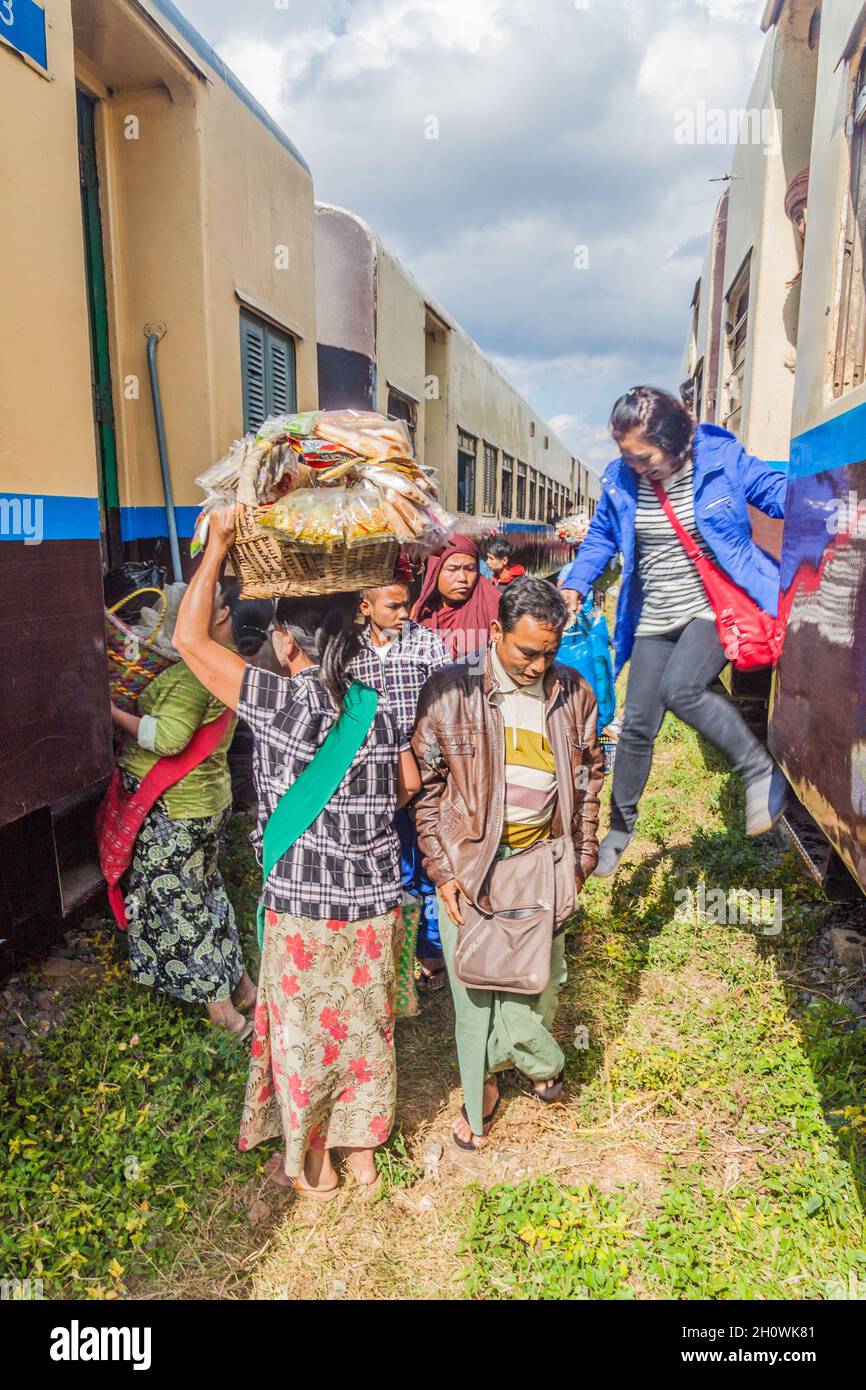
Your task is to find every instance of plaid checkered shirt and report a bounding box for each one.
[237,664,406,920]
[350,621,449,743]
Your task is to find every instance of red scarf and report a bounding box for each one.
[413,536,501,659]
[95,709,233,930]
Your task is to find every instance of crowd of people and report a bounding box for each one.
[101,384,790,1196]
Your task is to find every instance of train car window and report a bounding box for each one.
[240,309,297,433]
[457,427,477,515]
[833,57,866,398]
[722,253,751,433]
[482,442,498,515]
[516,462,527,519]
[501,454,514,516]
[387,387,418,450]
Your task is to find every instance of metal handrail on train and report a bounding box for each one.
[145,324,182,583]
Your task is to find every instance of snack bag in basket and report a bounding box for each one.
[314,410,413,462]
[259,488,350,548]
[343,483,397,546]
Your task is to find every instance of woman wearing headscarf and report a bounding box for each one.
[413,536,501,662]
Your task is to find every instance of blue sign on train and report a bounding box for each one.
[0,0,47,71]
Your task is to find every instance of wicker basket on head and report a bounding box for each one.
[229,449,398,598]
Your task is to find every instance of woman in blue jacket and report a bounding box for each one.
[561,386,788,877]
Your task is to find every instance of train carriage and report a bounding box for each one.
[770,0,866,896]
[0,0,318,967]
[684,0,866,896]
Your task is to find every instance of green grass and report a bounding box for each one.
[2,717,866,1300]
[0,816,261,1300]
[461,715,866,1299]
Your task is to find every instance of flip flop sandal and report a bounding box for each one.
[417,961,447,993]
[264,1155,341,1200]
[290,1176,341,1201]
[533,1070,565,1104]
[214,1015,254,1042]
[452,1097,501,1152]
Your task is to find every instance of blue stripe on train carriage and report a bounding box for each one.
[120,506,201,542]
[0,494,100,543]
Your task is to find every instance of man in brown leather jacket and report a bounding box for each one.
[412,578,604,1151]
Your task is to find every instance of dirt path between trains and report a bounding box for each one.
[2,714,866,1299]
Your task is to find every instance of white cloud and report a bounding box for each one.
[549,414,615,474]
[221,29,335,96]
[174,0,772,449]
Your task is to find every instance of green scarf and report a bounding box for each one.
[256,680,380,946]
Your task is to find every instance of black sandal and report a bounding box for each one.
[417,960,447,993]
[533,1070,565,1104]
[452,1097,501,1152]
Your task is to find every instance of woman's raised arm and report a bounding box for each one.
[174,505,248,711]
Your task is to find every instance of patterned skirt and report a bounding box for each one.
[239,906,401,1177]
[122,775,244,1005]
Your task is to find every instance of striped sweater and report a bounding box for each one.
[635,461,715,637]
[489,644,558,851]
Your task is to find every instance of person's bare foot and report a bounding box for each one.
[264,1150,339,1197]
[231,972,257,1013]
[532,1070,565,1103]
[452,1076,500,1150]
[342,1147,379,1187]
[206,997,251,1037]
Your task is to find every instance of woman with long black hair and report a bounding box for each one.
[174,505,420,1199]
[561,386,788,876]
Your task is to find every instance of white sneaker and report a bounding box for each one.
[745,766,788,836]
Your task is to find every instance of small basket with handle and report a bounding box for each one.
[105,587,172,714]
[229,447,398,599]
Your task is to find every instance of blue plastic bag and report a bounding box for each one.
[556,600,616,733]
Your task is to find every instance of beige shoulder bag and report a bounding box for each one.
[452,713,577,995]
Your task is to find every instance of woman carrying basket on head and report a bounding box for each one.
[560,386,789,877]
[102,585,257,1038]
[173,504,421,1199]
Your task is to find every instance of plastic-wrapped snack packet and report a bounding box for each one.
[314,409,413,461]
[259,488,350,548]
[343,483,397,546]
[194,435,254,499]
[359,462,430,505]
[260,411,320,439]
[191,491,238,557]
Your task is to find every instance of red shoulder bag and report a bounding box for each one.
[650,479,783,671]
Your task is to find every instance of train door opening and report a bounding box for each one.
[77,87,121,570]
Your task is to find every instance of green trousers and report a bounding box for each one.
[437,894,567,1136]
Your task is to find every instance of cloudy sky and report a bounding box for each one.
[174,0,767,472]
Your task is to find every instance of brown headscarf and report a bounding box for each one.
[414,535,501,660]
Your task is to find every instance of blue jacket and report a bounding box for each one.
[560,424,787,677]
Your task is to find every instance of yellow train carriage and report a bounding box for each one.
[682,0,866,895]
[0,0,317,964]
